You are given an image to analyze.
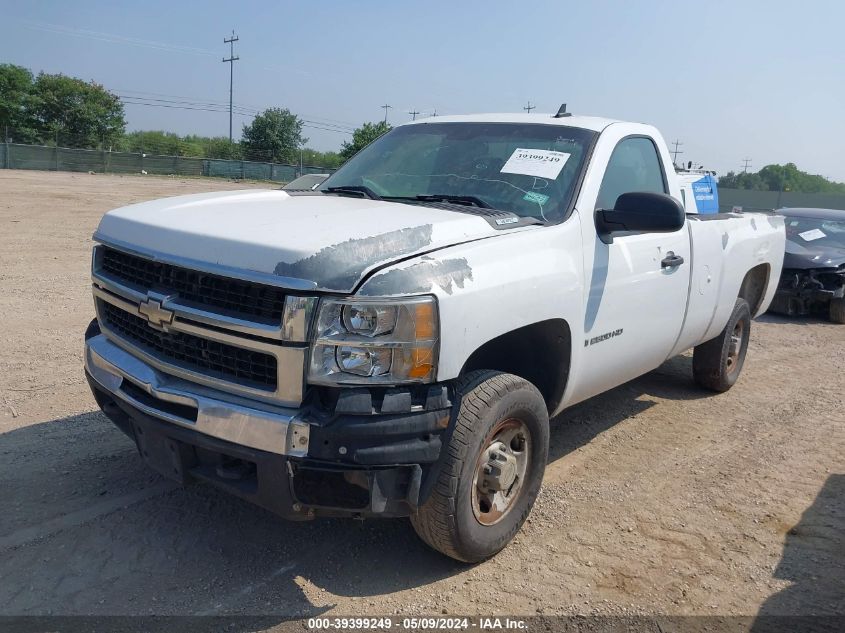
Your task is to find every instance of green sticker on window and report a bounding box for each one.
[523,191,549,205]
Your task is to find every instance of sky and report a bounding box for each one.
[2,0,844,180]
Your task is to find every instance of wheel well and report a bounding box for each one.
[739,264,770,316]
[460,319,571,413]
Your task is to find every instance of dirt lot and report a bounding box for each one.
[1,169,843,622]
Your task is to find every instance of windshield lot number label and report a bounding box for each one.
[798,228,826,241]
[501,148,570,179]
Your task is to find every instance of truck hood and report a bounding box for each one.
[95,189,506,292]
[783,238,845,270]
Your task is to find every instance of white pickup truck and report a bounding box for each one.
[84,111,785,562]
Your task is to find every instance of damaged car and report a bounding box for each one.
[769,207,845,323]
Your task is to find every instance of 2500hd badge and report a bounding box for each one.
[585,328,624,347]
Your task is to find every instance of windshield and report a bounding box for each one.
[784,216,845,249]
[321,122,597,223]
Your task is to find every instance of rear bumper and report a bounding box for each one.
[85,329,453,519]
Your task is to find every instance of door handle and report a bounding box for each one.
[661,252,685,268]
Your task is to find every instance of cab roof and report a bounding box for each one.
[402,112,623,132]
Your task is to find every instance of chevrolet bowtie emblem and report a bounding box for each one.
[138,294,175,329]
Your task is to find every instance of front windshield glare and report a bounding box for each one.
[785,217,845,248]
[321,122,597,223]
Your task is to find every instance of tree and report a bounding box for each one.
[31,73,125,148]
[718,171,767,191]
[300,148,343,169]
[119,130,185,155]
[340,121,392,160]
[240,108,306,163]
[197,136,243,160]
[0,64,38,142]
[719,163,845,194]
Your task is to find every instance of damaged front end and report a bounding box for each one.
[770,265,845,318]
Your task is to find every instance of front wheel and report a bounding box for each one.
[411,371,549,563]
[693,298,751,392]
[829,297,845,324]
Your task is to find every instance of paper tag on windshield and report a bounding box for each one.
[501,148,570,179]
[799,228,826,241]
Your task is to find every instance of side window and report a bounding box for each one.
[595,137,667,210]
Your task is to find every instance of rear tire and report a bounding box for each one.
[693,298,751,392]
[411,371,549,563]
[829,298,845,324]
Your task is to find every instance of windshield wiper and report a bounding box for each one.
[413,194,493,209]
[323,185,382,200]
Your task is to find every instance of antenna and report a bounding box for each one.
[553,103,571,118]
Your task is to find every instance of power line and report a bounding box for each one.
[16,19,218,57]
[117,94,254,113]
[222,31,240,143]
[121,100,252,115]
[119,99,352,134]
[523,101,535,113]
[116,91,358,131]
[671,139,684,164]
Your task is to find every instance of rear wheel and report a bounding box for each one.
[693,298,751,392]
[411,371,549,562]
[829,298,845,324]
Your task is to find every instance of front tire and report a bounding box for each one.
[693,298,751,392]
[411,371,549,563]
[829,298,845,324]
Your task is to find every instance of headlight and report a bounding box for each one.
[308,296,438,385]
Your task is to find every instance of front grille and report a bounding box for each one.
[101,302,278,389]
[100,247,286,323]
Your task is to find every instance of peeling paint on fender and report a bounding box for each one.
[362,256,474,296]
[273,225,434,291]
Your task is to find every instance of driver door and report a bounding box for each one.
[574,136,691,402]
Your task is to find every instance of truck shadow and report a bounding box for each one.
[0,354,715,621]
[756,312,834,327]
[750,474,845,631]
[547,354,709,462]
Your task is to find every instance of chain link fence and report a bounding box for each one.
[0,142,334,183]
[719,188,845,212]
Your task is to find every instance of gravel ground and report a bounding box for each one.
[1,170,843,624]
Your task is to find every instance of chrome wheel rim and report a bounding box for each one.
[726,319,745,375]
[471,418,531,526]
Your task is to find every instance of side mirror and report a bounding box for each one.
[595,192,685,240]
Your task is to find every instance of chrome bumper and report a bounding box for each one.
[85,334,310,456]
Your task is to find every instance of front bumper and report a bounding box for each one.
[85,331,453,519]
[770,268,845,317]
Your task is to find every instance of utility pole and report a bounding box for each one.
[409,109,420,121]
[741,158,752,173]
[523,101,535,113]
[671,139,684,165]
[431,109,437,117]
[380,104,392,123]
[222,31,240,143]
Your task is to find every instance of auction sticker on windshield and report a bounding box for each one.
[501,148,570,179]
[799,228,826,241]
